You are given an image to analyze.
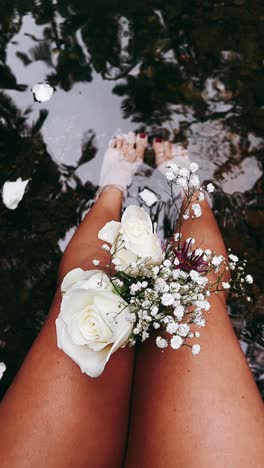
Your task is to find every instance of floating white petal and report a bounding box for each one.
[32,83,54,102]
[139,188,158,207]
[2,177,30,210]
[0,362,6,380]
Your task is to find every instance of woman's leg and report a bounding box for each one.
[125,143,264,467]
[0,133,146,468]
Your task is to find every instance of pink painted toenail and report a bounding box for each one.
[140,133,146,138]
[155,137,162,142]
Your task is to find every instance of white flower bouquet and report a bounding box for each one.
[56,162,254,377]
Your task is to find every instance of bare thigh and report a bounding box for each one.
[125,199,264,467]
[0,189,134,468]
[126,295,263,467]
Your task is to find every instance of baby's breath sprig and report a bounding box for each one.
[100,162,254,355]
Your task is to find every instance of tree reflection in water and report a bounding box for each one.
[0,0,263,397]
[0,91,96,397]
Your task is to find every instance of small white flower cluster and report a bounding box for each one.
[92,165,254,361]
[121,250,213,353]
[192,203,202,218]
[108,239,254,354]
[226,251,253,291]
[207,183,215,193]
[165,161,200,190]
[164,162,217,223]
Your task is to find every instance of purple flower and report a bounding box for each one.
[174,239,209,273]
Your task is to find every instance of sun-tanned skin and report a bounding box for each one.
[126,141,264,467]
[0,135,263,468]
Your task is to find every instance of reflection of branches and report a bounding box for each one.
[1,0,264,127]
[0,3,23,62]
[46,38,92,90]
[29,41,53,67]
[102,62,137,81]
[59,129,98,182]
[0,91,96,397]
[113,60,184,125]
[79,130,97,166]
[16,35,93,91]
[0,63,27,91]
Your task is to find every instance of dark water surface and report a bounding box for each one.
[0,1,263,398]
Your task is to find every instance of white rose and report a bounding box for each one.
[56,268,132,378]
[2,178,30,210]
[98,205,163,273]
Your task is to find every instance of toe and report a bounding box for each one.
[153,137,165,166]
[121,133,131,159]
[135,133,148,161]
[126,131,137,160]
[127,131,136,148]
[116,134,123,149]
[109,137,117,148]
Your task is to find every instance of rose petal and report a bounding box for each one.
[61,269,111,293]
[32,83,54,102]
[112,244,138,272]
[139,188,158,207]
[98,220,121,245]
[108,323,132,354]
[82,272,111,291]
[121,205,152,231]
[61,268,92,292]
[123,233,163,261]
[56,317,112,377]
[68,307,113,348]
[67,310,90,346]
[60,288,93,324]
[93,292,127,331]
[2,178,30,210]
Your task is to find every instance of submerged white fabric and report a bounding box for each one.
[99,147,141,193]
